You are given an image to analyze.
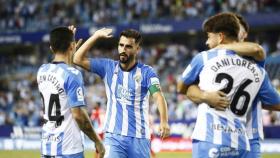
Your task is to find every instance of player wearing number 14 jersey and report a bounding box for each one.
[178,13,280,157]
[37,26,105,158]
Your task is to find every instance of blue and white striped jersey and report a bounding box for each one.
[180,49,280,151]
[246,60,276,141]
[90,58,160,139]
[37,62,86,156]
[246,98,263,140]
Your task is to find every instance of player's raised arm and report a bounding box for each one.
[216,42,265,61]
[71,107,105,158]
[73,28,113,71]
[151,89,170,139]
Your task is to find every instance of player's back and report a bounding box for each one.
[37,62,84,156]
[192,49,265,151]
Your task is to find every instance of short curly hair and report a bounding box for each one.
[203,12,240,41]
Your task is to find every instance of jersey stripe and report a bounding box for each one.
[121,72,129,135]
[103,75,111,131]
[220,117,229,146]
[229,118,238,149]
[108,66,118,132]
[213,114,222,145]
[46,134,51,155]
[114,70,124,133]
[206,113,214,142]
[127,71,136,136]
[57,133,64,155]
[256,102,263,139]
[202,51,208,64]
[134,67,142,138]
[143,95,150,139]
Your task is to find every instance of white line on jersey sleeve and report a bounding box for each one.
[108,67,118,132]
[257,102,264,140]
[202,51,208,64]
[103,75,110,132]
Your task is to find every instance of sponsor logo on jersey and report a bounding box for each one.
[76,87,84,101]
[208,148,219,158]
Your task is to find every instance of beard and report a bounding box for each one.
[119,53,134,64]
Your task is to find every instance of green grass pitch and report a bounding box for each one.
[0,150,280,158]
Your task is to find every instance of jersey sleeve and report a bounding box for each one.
[90,58,112,79]
[258,72,280,106]
[64,72,86,108]
[179,53,204,85]
[256,60,265,68]
[146,66,160,88]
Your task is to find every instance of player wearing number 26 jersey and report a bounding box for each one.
[37,26,105,158]
[181,48,279,150]
[178,13,280,158]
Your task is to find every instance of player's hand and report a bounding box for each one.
[68,25,83,49]
[203,91,230,111]
[95,140,105,158]
[93,28,113,39]
[159,121,170,139]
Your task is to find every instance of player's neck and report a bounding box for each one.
[120,60,137,71]
[222,39,237,44]
[53,52,70,65]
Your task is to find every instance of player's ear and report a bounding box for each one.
[218,32,224,44]
[136,45,141,54]
[68,42,75,53]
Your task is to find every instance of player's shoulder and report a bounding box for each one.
[66,66,82,77]
[138,62,155,72]
[60,64,83,80]
[37,63,49,73]
[199,48,236,62]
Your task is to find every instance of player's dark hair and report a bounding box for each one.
[50,27,74,53]
[203,12,240,41]
[120,29,142,45]
[234,13,249,33]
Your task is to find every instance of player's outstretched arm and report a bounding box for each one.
[71,107,105,158]
[152,90,170,139]
[186,85,230,110]
[177,81,189,95]
[73,28,113,71]
[263,104,280,111]
[216,42,265,61]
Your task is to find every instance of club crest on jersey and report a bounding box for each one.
[134,74,142,83]
[76,87,84,101]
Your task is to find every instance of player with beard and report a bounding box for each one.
[73,28,170,158]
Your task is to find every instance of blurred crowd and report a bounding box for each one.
[1,35,280,128]
[0,0,279,32]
